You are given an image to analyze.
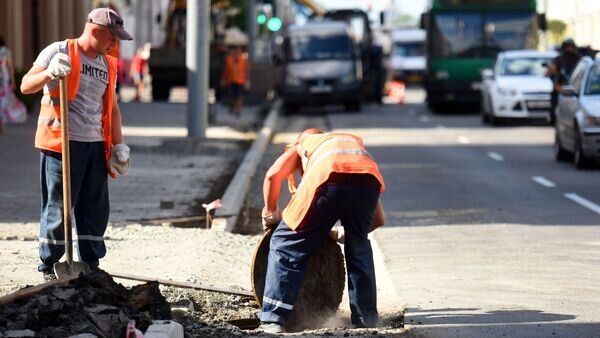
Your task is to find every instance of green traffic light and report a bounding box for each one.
[257,13,267,25]
[267,17,282,32]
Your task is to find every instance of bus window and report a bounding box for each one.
[485,13,536,55]
[432,13,483,58]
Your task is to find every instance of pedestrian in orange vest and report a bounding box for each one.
[221,45,250,117]
[257,128,386,334]
[20,7,133,282]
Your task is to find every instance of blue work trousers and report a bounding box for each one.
[38,141,109,272]
[259,182,380,328]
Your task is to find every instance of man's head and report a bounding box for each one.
[84,8,132,55]
[560,38,577,54]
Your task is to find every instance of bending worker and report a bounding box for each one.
[258,128,385,334]
[20,8,132,281]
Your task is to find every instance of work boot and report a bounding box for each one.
[42,270,57,282]
[257,322,285,334]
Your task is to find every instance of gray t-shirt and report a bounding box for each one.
[34,40,111,142]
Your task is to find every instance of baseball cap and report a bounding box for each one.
[87,8,133,41]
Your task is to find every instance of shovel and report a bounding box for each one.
[53,77,91,279]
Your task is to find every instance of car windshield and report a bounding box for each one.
[392,42,425,57]
[499,57,553,76]
[287,34,353,61]
[584,65,600,95]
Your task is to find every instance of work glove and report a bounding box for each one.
[110,143,131,176]
[47,53,72,80]
[262,207,282,231]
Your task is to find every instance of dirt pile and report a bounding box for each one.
[0,270,171,337]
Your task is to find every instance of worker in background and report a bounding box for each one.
[20,7,133,281]
[547,38,581,124]
[257,128,386,334]
[221,45,250,117]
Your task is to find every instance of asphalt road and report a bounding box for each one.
[270,88,600,338]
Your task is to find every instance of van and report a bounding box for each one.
[279,21,363,113]
[390,28,425,83]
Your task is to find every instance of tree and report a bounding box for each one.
[547,19,567,46]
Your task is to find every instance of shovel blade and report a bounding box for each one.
[54,261,91,279]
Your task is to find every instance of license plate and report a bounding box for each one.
[527,100,551,108]
[309,85,333,93]
[407,74,423,82]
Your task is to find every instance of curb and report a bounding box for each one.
[211,100,280,232]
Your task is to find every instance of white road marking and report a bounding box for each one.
[564,193,600,215]
[419,116,430,123]
[457,136,471,144]
[532,176,556,188]
[487,152,504,161]
[436,124,446,129]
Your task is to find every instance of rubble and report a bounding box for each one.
[0,270,171,337]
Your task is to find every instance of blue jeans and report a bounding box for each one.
[38,141,109,272]
[259,181,380,328]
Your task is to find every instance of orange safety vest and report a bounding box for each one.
[34,39,118,178]
[223,53,248,85]
[282,133,385,230]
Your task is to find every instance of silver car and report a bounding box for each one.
[555,57,600,168]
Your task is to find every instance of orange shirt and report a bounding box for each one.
[223,53,248,85]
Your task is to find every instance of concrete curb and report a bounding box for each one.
[211,100,280,232]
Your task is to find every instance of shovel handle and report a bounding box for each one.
[59,77,73,266]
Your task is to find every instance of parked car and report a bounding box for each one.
[481,50,557,125]
[389,28,425,83]
[278,21,363,113]
[554,56,600,168]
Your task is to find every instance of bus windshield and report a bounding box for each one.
[287,34,354,61]
[431,12,536,58]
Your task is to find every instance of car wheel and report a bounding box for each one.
[554,129,571,162]
[573,125,591,169]
[344,100,362,112]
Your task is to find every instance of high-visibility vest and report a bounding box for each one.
[223,53,248,85]
[34,39,118,178]
[282,133,385,230]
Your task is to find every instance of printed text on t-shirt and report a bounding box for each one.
[81,63,108,81]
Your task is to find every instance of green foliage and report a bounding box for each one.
[547,19,567,45]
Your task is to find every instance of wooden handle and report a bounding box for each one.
[59,77,73,266]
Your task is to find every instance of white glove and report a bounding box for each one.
[262,207,282,231]
[329,226,345,244]
[47,53,72,79]
[110,143,131,176]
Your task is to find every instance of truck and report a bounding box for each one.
[323,9,386,104]
[389,28,426,83]
[420,0,546,112]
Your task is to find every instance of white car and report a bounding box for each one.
[481,50,557,125]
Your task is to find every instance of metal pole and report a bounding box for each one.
[186,0,209,138]
[247,0,257,61]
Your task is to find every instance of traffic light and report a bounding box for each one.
[257,12,267,25]
[267,17,282,32]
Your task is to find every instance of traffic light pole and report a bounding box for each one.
[247,0,257,61]
[186,0,209,138]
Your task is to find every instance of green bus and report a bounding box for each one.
[421,0,546,111]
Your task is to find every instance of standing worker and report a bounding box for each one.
[547,38,581,124]
[0,35,16,133]
[221,45,250,117]
[258,128,386,334]
[20,8,133,281]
